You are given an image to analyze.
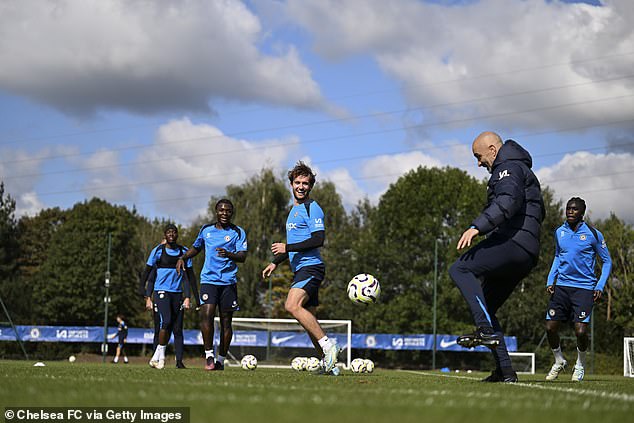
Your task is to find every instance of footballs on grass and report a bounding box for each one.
[68,355,76,363]
[306,357,321,373]
[350,358,367,373]
[241,355,257,370]
[347,274,381,305]
[291,356,307,371]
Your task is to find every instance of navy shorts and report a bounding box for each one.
[200,283,239,312]
[118,333,127,347]
[292,264,325,308]
[153,291,184,330]
[546,285,594,323]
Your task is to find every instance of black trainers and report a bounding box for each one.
[176,361,187,369]
[457,327,501,348]
[212,361,224,371]
[481,368,518,383]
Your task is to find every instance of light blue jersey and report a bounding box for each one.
[286,200,325,272]
[193,223,247,285]
[547,221,612,291]
[145,244,192,292]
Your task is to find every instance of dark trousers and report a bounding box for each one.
[449,236,535,371]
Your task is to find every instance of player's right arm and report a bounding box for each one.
[176,246,200,274]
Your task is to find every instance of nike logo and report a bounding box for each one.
[271,335,295,345]
[439,339,457,348]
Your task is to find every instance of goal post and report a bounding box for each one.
[509,352,535,374]
[215,317,352,369]
[624,337,634,377]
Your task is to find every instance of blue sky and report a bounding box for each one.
[1,0,632,224]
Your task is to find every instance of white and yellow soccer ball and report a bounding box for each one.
[68,355,76,363]
[241,354,257,370]
[347,274,381,305]
[291,356,308,371]
[350,358,367,373]
[363,359,374,373]
[306,357,322,373]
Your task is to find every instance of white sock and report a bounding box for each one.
[577,347,586,367]
[205,349,214,359]
[217,355,225,365]
[318,336,333,351]
[552,346,566,364]
[156,344,167,360]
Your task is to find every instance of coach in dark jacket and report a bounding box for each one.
[449,131,545,383]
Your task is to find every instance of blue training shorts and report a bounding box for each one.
[546,285,594,323]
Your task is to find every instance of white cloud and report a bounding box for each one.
[72,149,137,203]
[284,0,634,132]
[0,0,327,117]
[137,118,298,222]
[537,151,634,223]
[0,148,47,217]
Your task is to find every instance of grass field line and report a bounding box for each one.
[399,370,634,403]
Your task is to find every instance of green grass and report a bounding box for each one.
[1,360,633,423]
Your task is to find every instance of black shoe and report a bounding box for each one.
[457,327,500,348]
[176,361,187,369]
[481,368,518,383]
[212,361,224,371]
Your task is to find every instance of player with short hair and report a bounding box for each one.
[177,199,247,371]
[261,161,339,374]
[144,224,194,369]
[544,197,612,382]
[449,132,545,383]
[110,314,128,364]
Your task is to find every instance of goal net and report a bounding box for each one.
[624,337,634,377]
[214,317,352,369]
[509,352,535,374]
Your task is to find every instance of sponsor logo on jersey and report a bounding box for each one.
[286,222,298,230]
[602,240,607,249]
[206,232,211,238]
[498,169,510,180]
[560,230,565,237]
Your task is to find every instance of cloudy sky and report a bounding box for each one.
[1,0,633,224]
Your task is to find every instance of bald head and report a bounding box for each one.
[472,131,503,173]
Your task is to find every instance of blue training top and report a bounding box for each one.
[193,224,247,285]
[286,200,325,273]
[547,221,612,291]
[145,245,193,292]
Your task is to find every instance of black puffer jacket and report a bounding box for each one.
[471,140,545,257]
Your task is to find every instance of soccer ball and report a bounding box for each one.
[347,274,381,304]
[306,357,321,373]
[363,359,374,373]
[68,355,76,363]
[241,355,257,370]
[291,356,307,371]
[350,358,367,373]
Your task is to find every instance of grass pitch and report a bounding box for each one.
[1,360,633,423]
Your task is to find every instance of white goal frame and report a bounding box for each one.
[509,352,535,374]
[624,337,634,377]
[216,317,352,369]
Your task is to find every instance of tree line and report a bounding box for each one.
[0,166,632,367]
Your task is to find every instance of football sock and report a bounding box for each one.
[205,350,214,359]
[113,357,119,363]
[552,346,566,364]
[123,357,128,363]
[217,355,225,365]
[576,347,586,367]
[318,336,333,351]
[156,344,167,360]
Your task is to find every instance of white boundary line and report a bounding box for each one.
[398,370,634,403]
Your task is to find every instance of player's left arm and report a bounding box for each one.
[593,230,612,299]
[471,162,525,235]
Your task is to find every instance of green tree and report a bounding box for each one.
[0,183,21,320]
[30,198,146,326]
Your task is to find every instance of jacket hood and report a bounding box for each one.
[493,139,533,169]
